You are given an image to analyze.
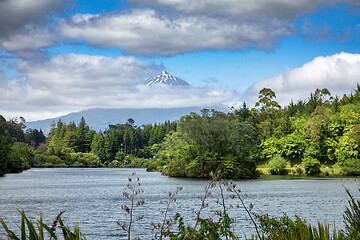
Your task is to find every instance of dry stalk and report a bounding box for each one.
[151,186,183,239]
[224,179,261,239]
[193,172,217,229]
[117,172,145,240]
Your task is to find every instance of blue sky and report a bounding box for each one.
[0,0,360,121]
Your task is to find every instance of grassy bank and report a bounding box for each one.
[257,164,344,177]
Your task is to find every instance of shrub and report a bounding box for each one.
[7,142,32,172]
[108,160,122,168]
[70,152,103,167]
[34,154,66,167]
[296,166,303,175]
[341,159,360,176]
[302,156,321,175]
[268,156,288,175]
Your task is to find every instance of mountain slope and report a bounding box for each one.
[26,107,202,134]
[146,71,190,87]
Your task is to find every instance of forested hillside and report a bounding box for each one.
[247,86,360,176]
[1,84,360,177]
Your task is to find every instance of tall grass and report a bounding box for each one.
[0,209,86,240]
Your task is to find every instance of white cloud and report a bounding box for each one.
[0,0,64,57]
[131,0,360,16]
[1,110,71,122]
[130,0,324,19]
[60,9,295,56]
[2,25,54,52]
[0,54,235,120]
[244,52,360,108]
[0,0,63,37]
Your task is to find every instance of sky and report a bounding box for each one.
[1,0,360,122]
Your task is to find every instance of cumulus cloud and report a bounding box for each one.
[2,25,54,52]
[0,0,65,56]
[0,0,63,37]
[60,9,295,56]
[130,0,324,19]
[1,25,55,59]
[244,52,360,108]
[0,54,235,120]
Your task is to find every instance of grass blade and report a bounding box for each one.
[40,222,57,239]
[0,216,20,240]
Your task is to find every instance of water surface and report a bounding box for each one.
[0,168,359,239]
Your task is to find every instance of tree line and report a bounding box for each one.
[0,115,176,175]
[2,84,360,177]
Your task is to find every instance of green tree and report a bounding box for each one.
[24,129,46,147]
[7,142,32,173]
[91,131,106,163]
[0,123,10,176]
[234,102,251,122]
[159,112,259,178]
[75,117,94,153]
[255,87,281,112]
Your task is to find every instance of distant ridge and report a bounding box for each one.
[146,71,190,87]
[26,107,203,135]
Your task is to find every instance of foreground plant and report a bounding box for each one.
[168,171,257,240]
[343,188,360,238]
[151,186,183,239]
[252,188,360,240]
[117,172,145,240]
[223,178,261,239]
[169,213,238,240]
[0,209,86,240]
[2,177,360,239]
[253,213,346,240]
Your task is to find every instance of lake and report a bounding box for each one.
[0,168,359,239]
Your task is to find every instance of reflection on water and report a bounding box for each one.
[0,168,359,239]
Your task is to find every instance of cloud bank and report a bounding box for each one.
[60,9,295,56]
[130,0,324,19]
[244,52,360,108]
[0,54,235,121]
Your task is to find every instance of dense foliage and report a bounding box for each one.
[2,83,360,177]
[245,85,360,176]
[45,117,176,168]
[0,114,177,175]
[0,115,35,175]
[157,111,260,178]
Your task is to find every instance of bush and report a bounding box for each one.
[341,159,360,176]
[70,152,103,167]
[108,160,122,168]
[34,154,66,167]
[268,156,288,175]
[7,142,32,173]
[302,156,321,175]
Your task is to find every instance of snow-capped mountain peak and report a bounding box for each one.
[146,71,190,87]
